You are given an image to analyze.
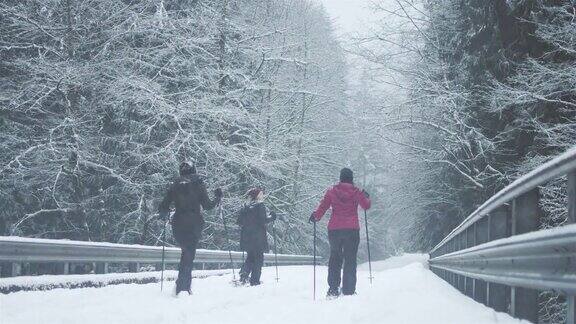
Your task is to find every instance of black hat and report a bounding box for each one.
[340,168,353,184]
[179,162,196,176]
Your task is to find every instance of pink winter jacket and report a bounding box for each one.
[312,182,371,230]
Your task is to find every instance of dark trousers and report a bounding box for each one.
[173,225,202,293]
[328,229,360,295]
[240,250,264,285]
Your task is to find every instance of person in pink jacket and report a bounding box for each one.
[310,168,371,298]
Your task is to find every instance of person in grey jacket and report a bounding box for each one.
[159,162,222,295]
[237,188,276,286]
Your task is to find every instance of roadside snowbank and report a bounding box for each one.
[358,253,429,271]
[0,269,230,294]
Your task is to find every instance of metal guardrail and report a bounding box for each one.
[0,236,317,277]
[429,146,576,324]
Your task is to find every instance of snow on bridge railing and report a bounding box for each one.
[428,145,576,324]
[0,236,316,278]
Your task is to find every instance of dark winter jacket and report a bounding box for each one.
[313,182,371,230]
[237,202,276,252]
[159,174,219,230]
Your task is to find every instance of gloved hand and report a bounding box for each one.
[269,211,277,221]
[362,189,370,198]
[308,213,318,224]
[214,188,223,199]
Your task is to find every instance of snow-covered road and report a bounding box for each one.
[0,256,528,324]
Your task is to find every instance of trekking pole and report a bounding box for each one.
[364,209,374,284]
[313,220,317,300]
[272,224,279,282]
[220,202,236,281]
[160,219,168,292]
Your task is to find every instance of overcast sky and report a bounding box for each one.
[314,0,408,98]
[313,0,380,86]
[316,0,375,36]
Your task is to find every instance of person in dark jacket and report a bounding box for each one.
[310,168,371,298]
[159,162,223,295]
[237,188,276,286]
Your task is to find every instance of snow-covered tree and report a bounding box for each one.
[0,0,349,255]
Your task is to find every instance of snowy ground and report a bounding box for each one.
[358,253,429,271]
[0,255,528,324]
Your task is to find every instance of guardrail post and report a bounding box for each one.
[453,236,459,291]
[488,283,508,313]
[473,217,488,305]
[511,190,541,235]
[129,262,140,273]
[0,262,21,277]
[447,239,452,283]
[96,262,108,274]
[476,216,489,245]
[458,233,463,294]
[567,172,576,324]
[452,239,457,288]
[568,295,575,324]
[461,233,466,293]
[487,206,510,313]
[510,287,539,323]
[492,205,509,240]
[509,190,540,323]
[455,234,463,292]
[464,227,473,297]
[56,262,70,275]
[568,171,575,224]
[474,279,487,306]
[465,277,472,297]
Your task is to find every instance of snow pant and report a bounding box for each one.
[173,225,202,293]
[328,229,360,295]
[239,250,264,285]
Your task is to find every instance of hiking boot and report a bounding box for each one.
[176,291,189,298]
[175,289,192,298]
[326,287,340,299]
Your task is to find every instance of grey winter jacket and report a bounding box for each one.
[236,202,276,252]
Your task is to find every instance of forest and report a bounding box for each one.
[357,0,576,253]
[354,1,575,322]
[0,0,351,255]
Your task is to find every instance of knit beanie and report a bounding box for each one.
[340,168,353,184]
[179,162,196,176]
